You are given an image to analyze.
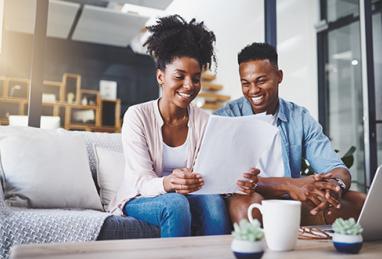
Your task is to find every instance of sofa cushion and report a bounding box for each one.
[94,146,125,210]
[0,126,102,210]
[97,215,160,240]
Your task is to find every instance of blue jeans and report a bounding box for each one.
[124,193,231,237]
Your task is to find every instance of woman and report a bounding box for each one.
[109,15,231,237]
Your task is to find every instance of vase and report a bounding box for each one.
[231,239,264,259]
[332,233,363,254]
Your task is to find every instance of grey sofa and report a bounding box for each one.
[69,130,160,240]
[0,127,159,258]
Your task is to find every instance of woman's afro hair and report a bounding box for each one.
[143,15,216,70]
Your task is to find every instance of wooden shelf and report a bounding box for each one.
[43,80,62,87]
[198,72,230,112]
[0,97,28,103]
[0,75,121,132]
[201,103,223,110]
[198,92,230,102]
[201,82,223,91]
[66,124,120,133]
[201,71,216,82]
[0,117,9,125]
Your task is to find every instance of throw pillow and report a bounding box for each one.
[0,126,103,210]
[94,145,125,210]
[65,130,122,183]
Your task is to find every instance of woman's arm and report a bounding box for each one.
[122,107,166,196]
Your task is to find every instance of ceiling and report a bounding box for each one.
[3,0,174,48]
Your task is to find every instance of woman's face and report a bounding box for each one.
[157,56,202,109]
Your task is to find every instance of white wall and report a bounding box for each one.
[160,0,319,118]
[163,0,264,100]
[277,0,320,118]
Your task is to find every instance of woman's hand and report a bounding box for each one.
[236,168,260,195]
[163,168,204,194]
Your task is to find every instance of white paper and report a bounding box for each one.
[192,115,279,194]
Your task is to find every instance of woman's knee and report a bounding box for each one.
[161,193,191,220]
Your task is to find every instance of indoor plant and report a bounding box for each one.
[231,219,264,259]
[301,146,356,176]
[332,217,363,254]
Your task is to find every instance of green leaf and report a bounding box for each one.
[231,219,264,241]
[332,217,363,235]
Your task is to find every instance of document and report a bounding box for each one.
[192,115,279,195]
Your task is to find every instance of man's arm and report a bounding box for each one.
[254,173,342,214]
[255,175,315,198]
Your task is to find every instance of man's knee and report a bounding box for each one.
[301,201,326,226]
[227,193,264,223]
[342,190,366,209]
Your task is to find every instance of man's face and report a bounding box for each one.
[239,59,283,114]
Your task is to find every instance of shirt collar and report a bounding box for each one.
[240,97,288,123]
[241,97,255,115]
[277,98,288,123]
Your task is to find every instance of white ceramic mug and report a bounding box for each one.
[248,200,301,251]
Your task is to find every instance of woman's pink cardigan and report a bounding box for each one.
[109,99,209,215]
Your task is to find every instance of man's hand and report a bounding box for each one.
[163,168,204,194]
[287,174,342,215]
[311,172,343,215]
[236,168,260,195]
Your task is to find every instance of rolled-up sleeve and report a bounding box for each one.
[302,109,347,174]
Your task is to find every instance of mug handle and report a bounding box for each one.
[247,203,263,223]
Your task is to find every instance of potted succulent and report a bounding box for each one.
[231,219,264,259]
[332,218,363,254]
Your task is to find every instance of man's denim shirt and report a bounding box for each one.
[214,97,346,178]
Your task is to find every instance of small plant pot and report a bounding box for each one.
[332,233,363,254]
[231,239,264,259]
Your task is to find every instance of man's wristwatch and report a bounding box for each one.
[332,177,347,192]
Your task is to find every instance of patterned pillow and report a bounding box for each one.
[0,151,6,208]
[0,180,5,208]
[94,146,125,210]
[62,130,122,184]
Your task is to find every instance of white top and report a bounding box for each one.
[162,131,190,176]
[254,112,284,177]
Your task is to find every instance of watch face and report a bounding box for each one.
[335,178,346,190]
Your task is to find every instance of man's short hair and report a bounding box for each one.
[238,42,278,67]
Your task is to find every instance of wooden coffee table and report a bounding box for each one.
[9,235,382,259]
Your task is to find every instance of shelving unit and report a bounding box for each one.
[197,71,230,111]
[0,74,121,132]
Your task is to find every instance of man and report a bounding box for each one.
[215,42,366,225]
